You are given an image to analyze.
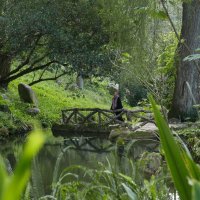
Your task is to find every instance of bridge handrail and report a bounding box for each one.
[61,108,151,114]
[60,108,153,128]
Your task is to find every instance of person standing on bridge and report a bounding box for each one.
[111,90,124,121]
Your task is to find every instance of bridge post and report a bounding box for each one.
[98,111,102,127]
[74,109,77,124]
[62,110,65,124]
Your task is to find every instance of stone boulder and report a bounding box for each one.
[18,83,38,106]
[128,122,158,140]
[109,127,131,142]
[134,123,158,134]
[66,83,79,91]
[26,107,40,116]
[76,74,84,89]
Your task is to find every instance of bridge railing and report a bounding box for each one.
[61,108,153,130]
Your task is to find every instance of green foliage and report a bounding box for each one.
[155,32,178,108]
[0,0,116,85]
[149,95,200,200]
[0,129,45,200]
[102,0,181,109]
[46,160,170,200]
[121,82,147,106]
[178,127,200,163]
[1,73,112,130]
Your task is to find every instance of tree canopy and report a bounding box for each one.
[0,0,117,86]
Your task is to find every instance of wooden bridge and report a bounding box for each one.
[52,108,154,136]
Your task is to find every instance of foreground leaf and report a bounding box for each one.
[149,95,191,200]
[2,130,45,200]
[122,183,137,200]
[192,180,200,200]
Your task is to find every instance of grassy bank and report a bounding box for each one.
[0,75,113,134]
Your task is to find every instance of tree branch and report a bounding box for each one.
[30,53,49,67]
[29,71,68,86]
[1,60,57,84]
[38,66,48,80]
[160,0,180,41]
[6,34,42,78]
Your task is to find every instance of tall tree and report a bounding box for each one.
[0,0,115,87]
[0,0,11,88]
[168,0,200,121]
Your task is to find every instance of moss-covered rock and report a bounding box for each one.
[109,127,131,142]
[18,83,38,106]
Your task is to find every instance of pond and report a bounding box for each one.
[0,132,179,199]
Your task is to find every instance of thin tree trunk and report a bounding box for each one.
[169,0,200,121]
[0,53,11,88]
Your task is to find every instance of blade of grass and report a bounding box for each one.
[0,158,7,200]
[122,183,137,200]
[149,95,191,200]
[192,180,200,200]
[2,130,45,200]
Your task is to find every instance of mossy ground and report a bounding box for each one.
[0,74,114,131]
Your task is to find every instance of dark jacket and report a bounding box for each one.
[111,96,123,110]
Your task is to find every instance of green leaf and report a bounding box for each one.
[183,54,200,61]
[122,183,137,200]
[2,130,45,200]
[0,158,7,200]
[149,95,191,200]
[192,180,200,200]
[150,10,168,20]
[118,173,137,191]
[122,52,131,58]
[181,152,200,181]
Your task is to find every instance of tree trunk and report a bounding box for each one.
[0,53,11,88]
[169,0,200,121]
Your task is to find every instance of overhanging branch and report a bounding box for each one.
[29,71,68,86]
[1,60,57,84]
[6,34,42,78]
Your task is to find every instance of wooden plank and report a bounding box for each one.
[65,111,75,124]
[80,110,97,124]
[101,111,114,120]
[62,108,151,114]
[102,111,125,126]
[61,108,154,131]
[74,110,77,124]
[76,111,85,122]
[62,110,66,123]
[98,112,102,127]
[77,111,97,124]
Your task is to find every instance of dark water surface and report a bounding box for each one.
[0,132,179,199]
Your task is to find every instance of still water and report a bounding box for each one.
[0,133,179,199]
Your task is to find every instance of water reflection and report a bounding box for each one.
[0,133,179,199]
[63,137,114,153]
